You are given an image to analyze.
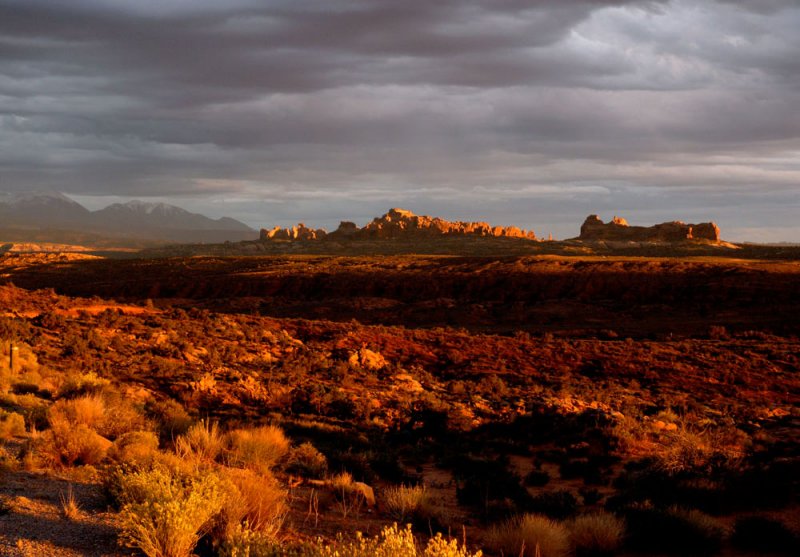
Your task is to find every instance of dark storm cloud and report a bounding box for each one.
[0,0,798,240]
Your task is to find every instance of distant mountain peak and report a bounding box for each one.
[0,191,255,243]
[106,200,191,216]
[0,190,83,207]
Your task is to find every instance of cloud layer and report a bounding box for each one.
[1,0,798,240]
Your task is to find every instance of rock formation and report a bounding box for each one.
[260,208,536,242]
[579,215,721,242]
[259,223,327,241]
[355,208,536,239]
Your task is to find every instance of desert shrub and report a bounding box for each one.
[226,425,290,473]
[529,490,579,520]
[147,398,193,441]
[108,431,160,465]
[383,484,435,524]
[49,394,106,431]
[220,523,283,557]
[0,410,25,439]
[57,371,109,397]
[487,514,570,557]
[37,423,112,467]
[96,393,150,439]
[299,523,482,557]
[175,419,224,464]
[48,391,147,440]
[623,505,724,555]
[731,516,799,555]
[568,513,625,557]
[216,467,287,543]
[284,442,328,478]
[117,465,226,557]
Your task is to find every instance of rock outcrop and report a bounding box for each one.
[579,215,720,242]
[355,208,536,240]
[259,223,327,241]
[260,208,536,242]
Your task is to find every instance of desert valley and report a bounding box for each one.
[0,206,798,557]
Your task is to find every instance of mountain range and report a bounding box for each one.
[0,191,255,245]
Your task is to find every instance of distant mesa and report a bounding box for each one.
[260,223,327,241]
[260,208,536,242]
[579,215,721,243]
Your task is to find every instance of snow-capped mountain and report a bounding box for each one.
[0,191,255,243]
[91,200,253,232]
[0,191,91,226]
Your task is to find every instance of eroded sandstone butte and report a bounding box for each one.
[579,215,721,242]
[260,208,536,242]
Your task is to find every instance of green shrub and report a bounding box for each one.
[117,465,226,557]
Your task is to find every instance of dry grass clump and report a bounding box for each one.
[175,419,225,464]
[487,514,570,557]
[49,394,106,431]
[383,484,435,524]
[568,513,625,557]
[59,484,81,520]
[117,465,226,557]
[217,467,287,542]
[225,424,289,473]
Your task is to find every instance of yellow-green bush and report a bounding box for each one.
[117,465,226,557]
[309,524,482,557]
[225,425,289,473]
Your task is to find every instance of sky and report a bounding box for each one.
[1,0,798,241]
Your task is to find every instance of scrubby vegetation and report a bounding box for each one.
[0,251,798,556]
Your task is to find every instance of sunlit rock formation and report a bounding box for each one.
[579,215,721,242]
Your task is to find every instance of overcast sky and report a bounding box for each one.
[1,0,798,240]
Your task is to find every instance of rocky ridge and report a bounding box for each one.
[260,208,536,242]
[579,215,721,242]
